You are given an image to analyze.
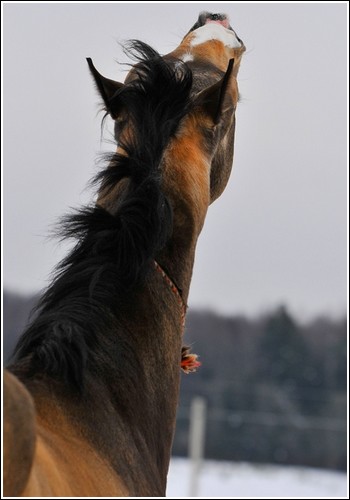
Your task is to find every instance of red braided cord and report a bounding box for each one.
[154,261,200,373]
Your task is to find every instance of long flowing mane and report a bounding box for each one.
[12,41,193,392]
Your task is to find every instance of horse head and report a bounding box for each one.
[174,11,246,204]
[87,12,245,242]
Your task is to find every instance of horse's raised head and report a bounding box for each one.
[171,11,246,205]
[87,12,245,270]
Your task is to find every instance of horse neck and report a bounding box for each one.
[23,236,196,496]
[23,134,205,494]
[89,228,198,495]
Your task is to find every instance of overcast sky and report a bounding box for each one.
[3,2,347,320]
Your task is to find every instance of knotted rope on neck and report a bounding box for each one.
[154,261,201,373]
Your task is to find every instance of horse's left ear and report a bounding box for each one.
[86,58,124,118]
[195,59,235,125]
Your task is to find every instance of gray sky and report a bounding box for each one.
[3,2,347,320]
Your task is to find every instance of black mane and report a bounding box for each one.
[12,41,193,391]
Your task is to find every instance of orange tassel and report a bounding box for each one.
[181,346,201,374]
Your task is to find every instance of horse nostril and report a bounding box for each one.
[210,13,226,21]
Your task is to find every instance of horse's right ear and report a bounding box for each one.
[86,58,123,119]
[194,58,235,126]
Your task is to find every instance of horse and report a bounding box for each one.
[3,11,245,497]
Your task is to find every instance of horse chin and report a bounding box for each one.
[185,11,243,48]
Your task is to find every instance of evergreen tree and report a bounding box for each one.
[258,306,311,390]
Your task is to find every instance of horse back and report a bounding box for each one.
[4,370,129,497]
[3,370,36,497]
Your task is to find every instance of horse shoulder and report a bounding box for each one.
[22,405,129,497]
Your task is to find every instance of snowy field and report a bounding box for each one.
[167,458,348,498]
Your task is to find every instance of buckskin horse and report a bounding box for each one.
[4,11,245,497]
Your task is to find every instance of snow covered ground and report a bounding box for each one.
[166,458,348,497]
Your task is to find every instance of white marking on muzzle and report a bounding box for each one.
[190,23,241,49]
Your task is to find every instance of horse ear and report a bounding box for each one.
[195,59,235,125]
[86,58,123,118]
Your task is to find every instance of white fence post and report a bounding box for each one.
[188,396,207,497]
